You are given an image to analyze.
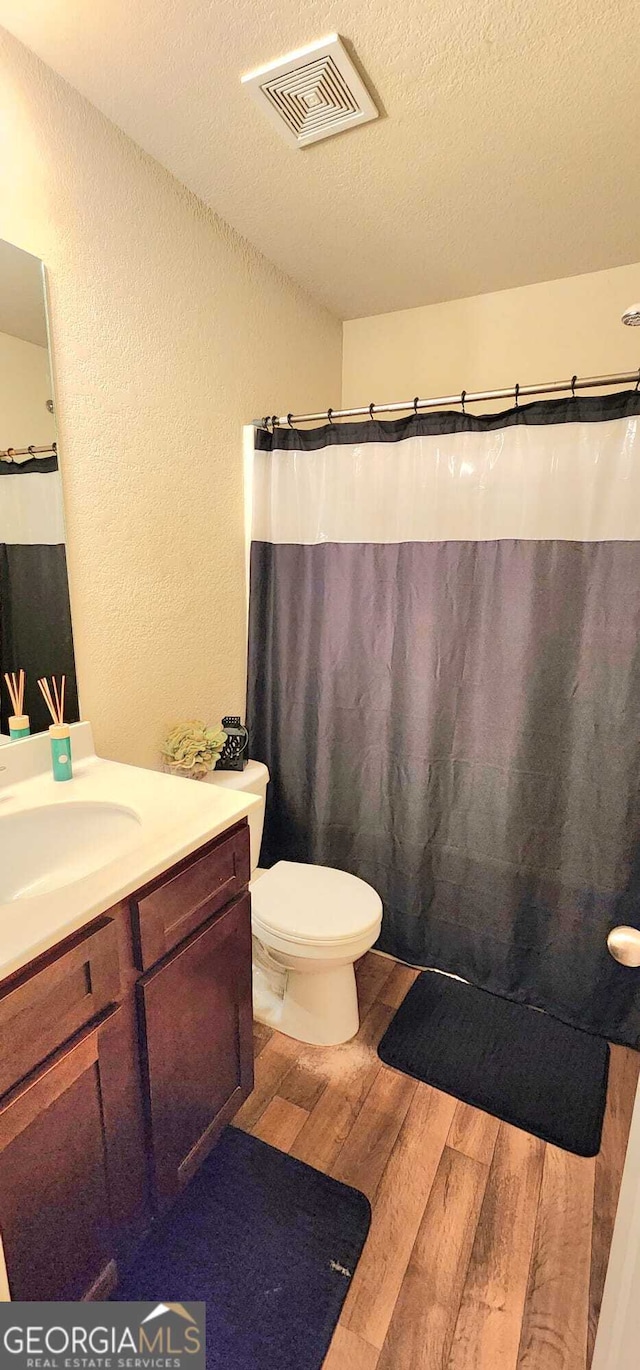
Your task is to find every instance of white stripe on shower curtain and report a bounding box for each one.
[0,470,65,545]
[252,411,640,543]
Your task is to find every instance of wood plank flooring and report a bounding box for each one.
[233,952,640,1370]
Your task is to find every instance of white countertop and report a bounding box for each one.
[0,723,259,980]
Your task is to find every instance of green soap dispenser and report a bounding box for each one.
[49,723,73,782]
[38,675,72,782]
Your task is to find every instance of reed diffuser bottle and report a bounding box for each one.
[38,675,72,781]
[3,670,30,738]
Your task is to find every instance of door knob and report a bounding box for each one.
[607,926,640,967]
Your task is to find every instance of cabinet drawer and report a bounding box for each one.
[0,919,121,1099]
[131,821,251,971]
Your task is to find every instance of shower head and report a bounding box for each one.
[622,303,640,326]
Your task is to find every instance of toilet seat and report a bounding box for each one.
[251,860,382,947]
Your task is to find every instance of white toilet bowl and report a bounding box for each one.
[251,861,382,1044]
[208,761,382,1045]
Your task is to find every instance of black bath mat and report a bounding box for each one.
[378,971,609,1156]
[113,1126,371,1369]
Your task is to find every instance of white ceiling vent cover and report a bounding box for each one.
[241,34,378,149]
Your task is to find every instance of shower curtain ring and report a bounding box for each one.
[369,402,375,420]
[327,408,334,425]
[287,413,294,428]
[27,446,35,455]
[271,415,279,430]
[514,383,520,408]
[635,368,640,393]
[571,375,577,400]
[461,390,466,414]
[413,396,419,415]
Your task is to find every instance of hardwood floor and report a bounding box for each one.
[233,953,640,1370]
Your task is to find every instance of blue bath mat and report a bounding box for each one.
[378,970,609,1156]
[113,1126,371,1369]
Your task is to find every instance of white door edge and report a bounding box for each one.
[592,1070,640,1368]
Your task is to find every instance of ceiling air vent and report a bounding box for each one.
[241,34,378,149]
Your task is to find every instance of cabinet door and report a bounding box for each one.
[0,1008,131,1301]
[138,893,253,1207]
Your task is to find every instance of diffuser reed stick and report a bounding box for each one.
[38,675,72,781]
[3,669,30,738]
[38,675,61,725]
[4,670,24,717]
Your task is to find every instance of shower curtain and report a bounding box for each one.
[0,452,78,734]
[247,390,640,1046]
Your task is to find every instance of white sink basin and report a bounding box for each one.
[0,802,142,902]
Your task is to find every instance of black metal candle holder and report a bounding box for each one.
[216,716,249,771]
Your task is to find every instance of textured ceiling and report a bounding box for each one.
[1,0,639,319]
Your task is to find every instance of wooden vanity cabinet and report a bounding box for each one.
[0,818,254,1301]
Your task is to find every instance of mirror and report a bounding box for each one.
[0,240,78,739]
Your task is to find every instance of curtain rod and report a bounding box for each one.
[258,369,640,430]
[0,442,57,463]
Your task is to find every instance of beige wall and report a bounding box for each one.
[0,29,341,767]
[0,330,56,451]
[342,263,640,410]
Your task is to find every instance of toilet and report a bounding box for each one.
[209,760,382,1045]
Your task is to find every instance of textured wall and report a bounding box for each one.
[0,28,342,766]
[343,263,640,409]
[0,331,56,450]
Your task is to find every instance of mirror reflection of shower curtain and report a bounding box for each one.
[0,453,78,734]
[247,390,640,1046]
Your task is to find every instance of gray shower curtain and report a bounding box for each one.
[247,391,640,1046]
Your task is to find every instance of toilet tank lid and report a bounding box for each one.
[209,758,269,792]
